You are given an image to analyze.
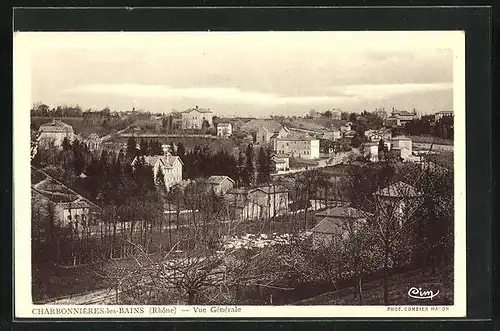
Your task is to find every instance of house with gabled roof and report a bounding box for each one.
[270,153,290,172]
[312,206,372,249]
[31,172,102,231]
[256,121,289,145]
[38,119,75,148]
[225,185,289,219]
[205,175,235,195]
[131,152,184,191]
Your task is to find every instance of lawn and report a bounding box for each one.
[293,264,453,305]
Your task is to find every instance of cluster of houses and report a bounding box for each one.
[31,171,102,236]
[362,135,417,163]
[311,181,422,249]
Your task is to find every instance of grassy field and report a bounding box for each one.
[294,264,453,305]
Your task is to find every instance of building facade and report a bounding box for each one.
[217,123,233,137]
[271,154,290,172]
[363,142,379,162]
[205,175,235,195]
[38,119,75,148]
[225,185,289,220]
[434,110,454,122]
[272,133,320,160]
[257,123,288,145]
[390,136,413,160]
[131,152,184,191]
[181,106,213,130]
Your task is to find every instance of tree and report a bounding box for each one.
[236,152,246,187]
[126,137,137,159]
[177,143,186,158]
[155,167,166,188]
[202,120,210,132]
[257,147,270,184]
[349,113,358,122]
[243,145,255,187]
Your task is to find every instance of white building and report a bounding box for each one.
[271,154,290,172]
[390,136,412,160]
[363,142,379,162]
[181,106,213,130]
[272,133,320,160]
[38,119,75,148]
[434,110,454,122]
[131,152,184,191]
[217,122,233,137]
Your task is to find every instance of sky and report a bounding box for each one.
[22,31,461,117]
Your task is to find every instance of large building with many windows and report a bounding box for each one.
[181,106,213,130]
[272,132,320,160]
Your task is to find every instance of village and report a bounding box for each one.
[30,104,454,306]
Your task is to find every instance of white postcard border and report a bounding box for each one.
[14,30,466,319]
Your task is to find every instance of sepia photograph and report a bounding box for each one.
[14,30,466,318]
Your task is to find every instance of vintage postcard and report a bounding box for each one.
[14,31,465,318]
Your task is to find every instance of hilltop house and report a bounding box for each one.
[217,122,233,137]
[181,106,213,130]
[38,119,75,148]
[131,152,183,191]
[272,132,320,160]
[257,121,289,145]
[205,175,235,195]
[386,108,419,127]
[312,207,371,249]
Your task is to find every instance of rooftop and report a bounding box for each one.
[38,120,74,133]
[182,106,213,114]
[311,217,339,234]
[316,206,371,219]
[205,175,235,185]
[131,154,183,168]
[373,181,422,198]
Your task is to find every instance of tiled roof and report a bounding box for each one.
[391,136,412,141]
[132,154,183,168]
[311,217,339,234]
[250,185,289,195]
[206,175,235,185]
[316,207,371,219]
[217,122,232,127]
[373,181,422,198]
[38,120,74,133]
[275,132,315,141]
[182,107,213,114]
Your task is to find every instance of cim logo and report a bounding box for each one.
[407,287,439,300]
